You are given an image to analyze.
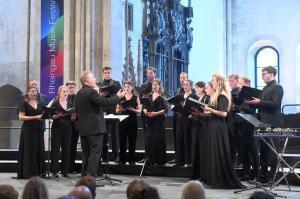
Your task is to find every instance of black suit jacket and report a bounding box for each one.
[97,79,121,114]
[257,80,284,127]
[75,85,119,136]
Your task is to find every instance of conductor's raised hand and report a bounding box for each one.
[116,89,126,98]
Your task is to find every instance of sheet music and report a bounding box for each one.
[104,114,129,122]
[187,97,208,107]
[47,98,56,107]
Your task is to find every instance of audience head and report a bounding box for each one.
[249,191,275,199]
[126,180,160,199]
[262,66,277,83]
[179,72,188,87]
[75,176,96,199]
[66,81,77,95]
[102,66,112,80]
[152,79,164,94]
[146,67,157,82]
[22,177,48,199]
[228,74,239,89]
[69,186,92,199]
[0,184,18,199]
[181,180,206,199]
[56,196,73,199]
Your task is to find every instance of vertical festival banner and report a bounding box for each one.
[41,0,64,101]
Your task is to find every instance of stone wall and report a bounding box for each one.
[227,0,300,107]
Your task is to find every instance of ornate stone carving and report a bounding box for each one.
[143,0,193,93]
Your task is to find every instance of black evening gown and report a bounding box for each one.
[118,95,138,163]
[17,101,45,179]
[191,95,210,179]
[145,95,168,165]
[176,93,198,165]
[205,94,245,189]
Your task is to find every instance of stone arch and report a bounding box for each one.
[246,40,279,87]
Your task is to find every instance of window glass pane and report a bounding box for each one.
[256,68,265,87]
[256,48,278,68]
[255,47,279,88]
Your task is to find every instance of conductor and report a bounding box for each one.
[75,71,125,177]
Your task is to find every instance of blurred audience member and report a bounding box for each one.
[22,177,48,199]
[126,179,160,199]
[75,176,96,199]
[249,191,274,199]
[181,180,206,199]
[0,184,18,199]
[69,186,92,199]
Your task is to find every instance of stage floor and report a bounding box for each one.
[0,173,300,199]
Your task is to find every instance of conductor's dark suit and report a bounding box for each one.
[75,85,119,177]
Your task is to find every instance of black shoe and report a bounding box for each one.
[114,157,119,163]
[129,161,136,165]
[137,159,146,163]
[239,175,251,181]
[168,159,177,164]
[11,176,19,179]
[260,177,271,184]
[118,161,126,165]
[248,178,259,185]
[63,174,69,177]
[52,173,60,178]
[173,163,184,167]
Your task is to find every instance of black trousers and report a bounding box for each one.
[102,120,119,160]
[69,124,79,172]
[260,138,278,179]
[119,119,137,163]
[239,122,260,178]
[176,115,192,164]
[81,133,104,177]
[50,122,72,175]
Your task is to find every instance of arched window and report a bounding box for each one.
[255,46,279,89]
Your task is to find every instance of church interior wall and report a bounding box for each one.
[228,0,300,107]
[1,0,300,106]
[0,0,37,93]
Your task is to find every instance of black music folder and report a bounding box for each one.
[237,113,271,128]
[139,97,151,106]
[41,107,57,119]
[66,108,76,114]
[185,97,208,111]
[100,84,118,94]
[119,100,131,108]
[167,95,184,105]
[238,86,262,101]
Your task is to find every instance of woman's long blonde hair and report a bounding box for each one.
[210,74,231,111]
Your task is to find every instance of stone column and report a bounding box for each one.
[98,0,111,79]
